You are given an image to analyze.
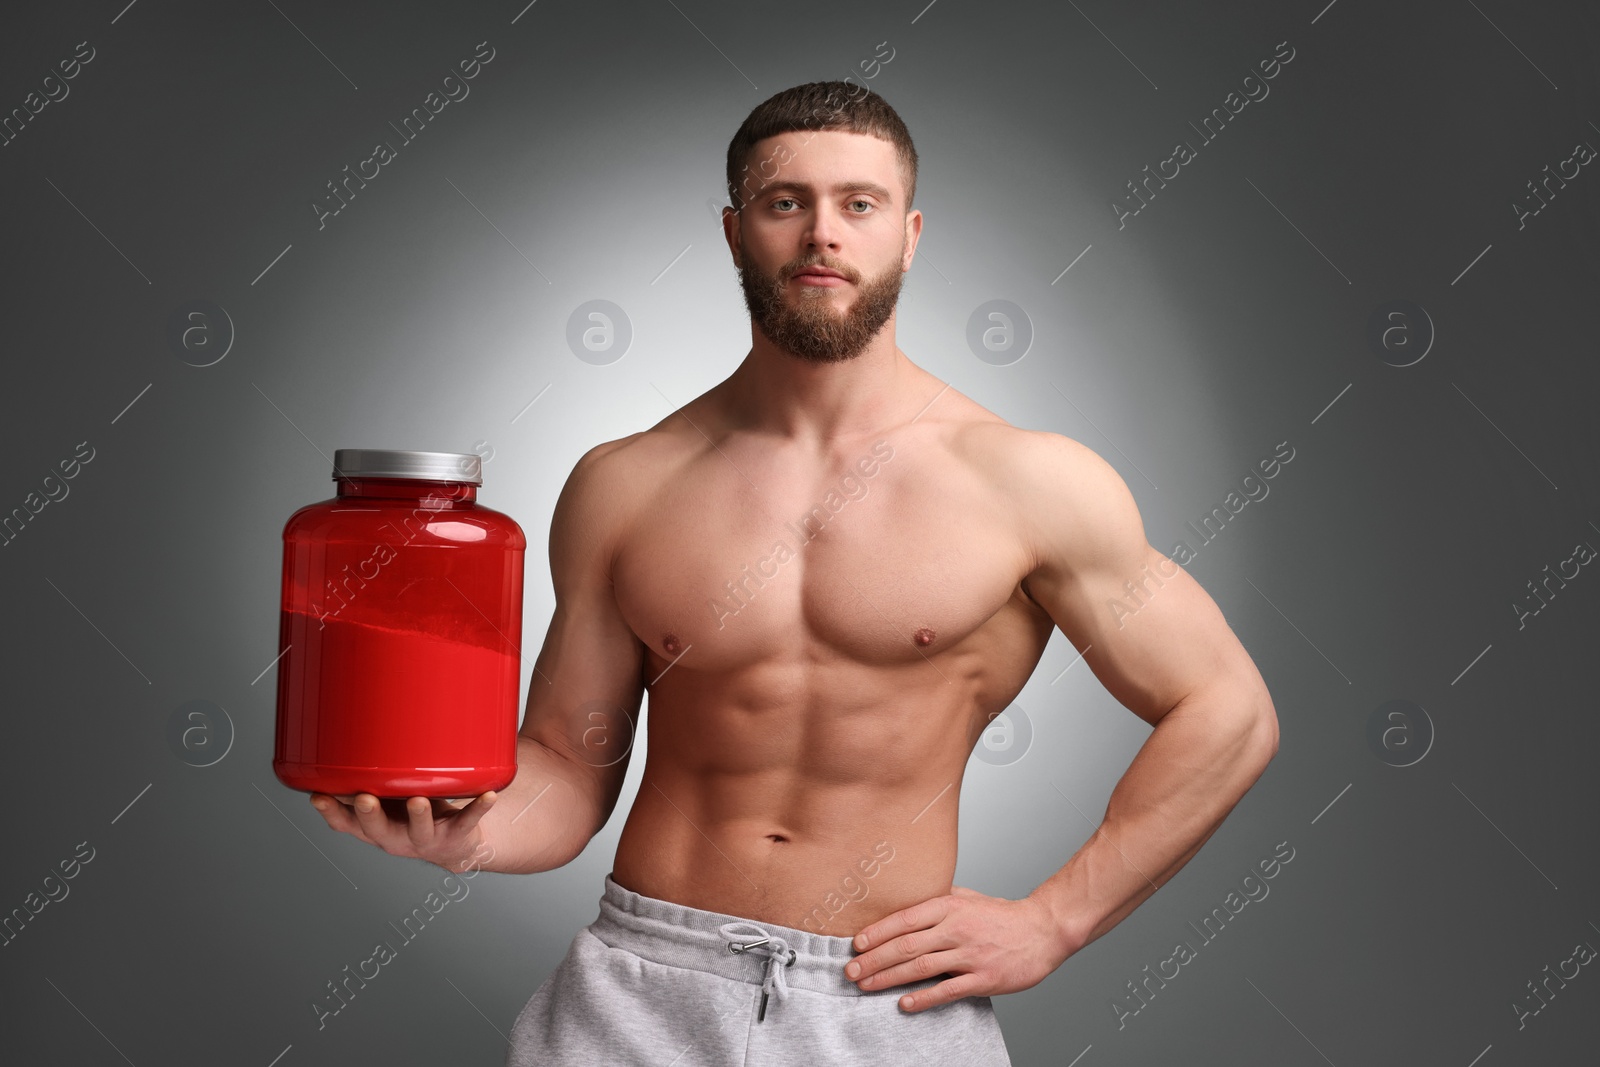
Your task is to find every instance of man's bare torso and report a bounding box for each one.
[603,367,1059,937]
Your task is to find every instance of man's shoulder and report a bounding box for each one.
[551,428,693,575]
[565,425,690,497]
[946,414,1110,495]
[560,415,717,536]
[900,382,1120,503]
[944,415,1140,580]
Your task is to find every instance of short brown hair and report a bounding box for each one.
[724,80,918,213]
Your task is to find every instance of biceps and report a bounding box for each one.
[1053,544,1246,726]
[520,590,646,774]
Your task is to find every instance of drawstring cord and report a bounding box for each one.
[720,922,797,1022]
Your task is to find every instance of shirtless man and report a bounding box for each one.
[310,81,1278,1064]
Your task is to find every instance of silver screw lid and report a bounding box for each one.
[332,449,482,485]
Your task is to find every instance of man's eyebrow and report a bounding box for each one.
[757,179,895,203]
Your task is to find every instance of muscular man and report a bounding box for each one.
[311,81,1278,1064]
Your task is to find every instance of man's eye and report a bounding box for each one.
[849,200,873,212]
[773,198,797,210]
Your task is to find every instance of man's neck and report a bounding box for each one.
[723,327,920,447]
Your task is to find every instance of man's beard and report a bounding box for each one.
[737,245,905,365]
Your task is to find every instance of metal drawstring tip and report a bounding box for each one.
[758,991,769,1022]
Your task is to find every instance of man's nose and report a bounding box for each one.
[804,209,841,251]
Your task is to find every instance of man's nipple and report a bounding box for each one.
[662,632,682,655]
[913,627,936,647]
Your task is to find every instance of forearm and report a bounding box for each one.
[469,736,610,875]
[1027,682,1277,957]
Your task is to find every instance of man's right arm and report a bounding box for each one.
[470,439,646,874]
[310,439,647,876]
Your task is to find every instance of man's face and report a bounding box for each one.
[727,130,918,365]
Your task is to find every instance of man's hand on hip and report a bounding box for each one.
[844,884,1072,1013]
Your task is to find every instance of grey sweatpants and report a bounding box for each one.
[505,872,1013,1065]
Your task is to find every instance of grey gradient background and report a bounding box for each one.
[2,0,1598,1064]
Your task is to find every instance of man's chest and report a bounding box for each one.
[610,443,1036,674]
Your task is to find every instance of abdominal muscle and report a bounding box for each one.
[609,660,988,938]
[611,769,963,939]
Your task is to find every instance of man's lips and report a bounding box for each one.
[792,267,850,285]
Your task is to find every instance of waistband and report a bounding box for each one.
[590,872,879,999]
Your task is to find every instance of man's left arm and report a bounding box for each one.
[846,431,1279,1011]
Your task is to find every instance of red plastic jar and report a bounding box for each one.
[274,449,525,799]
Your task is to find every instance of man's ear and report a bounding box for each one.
[900,208,923,271]
[723,207,743,268]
